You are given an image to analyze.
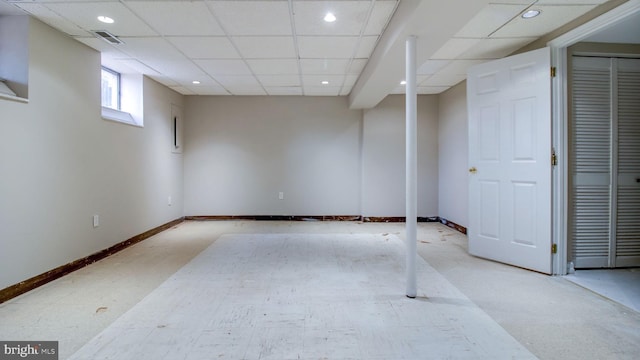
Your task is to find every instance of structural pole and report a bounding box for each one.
[405,35,417,298]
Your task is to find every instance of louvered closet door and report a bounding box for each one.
[571,56,612,268]
[616,58,640,267]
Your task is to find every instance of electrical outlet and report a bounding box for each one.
[93,215,99,228]
[278,192,284,200]
[168,196,172,206]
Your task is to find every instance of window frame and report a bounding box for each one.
[101,66,121,111]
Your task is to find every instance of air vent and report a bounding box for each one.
[91,30,123,45]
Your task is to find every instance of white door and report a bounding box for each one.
[467,47,552,274]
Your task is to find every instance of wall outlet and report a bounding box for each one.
[93,215,99,228]
[168,196,172,206]
[278,192,284,200]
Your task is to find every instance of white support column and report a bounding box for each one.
[405,35,417,298]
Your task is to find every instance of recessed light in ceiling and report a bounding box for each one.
[521,9,541,19]
[192,80,201,85]
[97,16,114,24]
[321,80,329,85]
[400,80,407,85]
[324,12,336,23]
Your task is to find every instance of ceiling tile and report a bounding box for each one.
[195,60,253,76]
[364,0,398,35]
[209,1,292,36]
[460,37,536,59]
[214,75,263,88]
[186,85,230,95]
[431,38,482,60]
[265,86,304,96]
[300,59,350,74]
[169,86,196,96]
[421,73,467,87]
[227,87,268,96]
[43,2,156,36]
[108,58,161,76]
[298,36,359,58]
[302,75,345,88]
[246,59,299,75]
[356,36,379,58]
[294,1,370,36]
[491,4,597,38]
[455,4,530,38]
[256,75,301,87]
[418,60,451,75]
[348,59,368,74]
[233,36,296,59]
[304,86,341,96]
[75,36,128,57]
[167,37,240,59]
[115,37,185,62]
[438,60,486,75]
[125,1,224,36]
[14,3,88,36]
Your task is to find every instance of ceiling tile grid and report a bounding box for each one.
[2,0,618,98]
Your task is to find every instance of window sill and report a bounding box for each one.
[101,107,142,127]
[0,92,28,103]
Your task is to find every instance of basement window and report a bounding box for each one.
[101,66,141,127]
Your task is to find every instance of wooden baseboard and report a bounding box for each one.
[185,215,363,221]
[0,217,185,304]
[439,218,468,234]
[362,216,440,223]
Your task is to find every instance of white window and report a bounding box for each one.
[101,67,120,110]
[100,67,141,127]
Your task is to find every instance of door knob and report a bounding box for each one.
[469,167,477,174]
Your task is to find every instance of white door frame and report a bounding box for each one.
[548,0,640,275]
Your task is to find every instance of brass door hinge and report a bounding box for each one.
[552,244,558,254]
[551,67,556,78]
[551,149,558,166]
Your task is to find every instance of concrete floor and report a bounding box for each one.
[1,221,639,359]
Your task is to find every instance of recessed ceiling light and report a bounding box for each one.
[400,80,407,85]
[192,80,201,85]
[324,12,336,23]
[521,9,541,19]
[321,80,329,85]
[97,16,114,24]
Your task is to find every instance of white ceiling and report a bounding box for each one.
[0,0,622,108]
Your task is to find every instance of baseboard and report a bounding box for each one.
[439,217,468,234]
[0,217,184,304]
[185,215,363,221]
[184,215,443,223]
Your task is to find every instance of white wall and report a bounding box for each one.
[438,82,468,227]
[184,94,439,218]
[184,96,363,216]
[362,95,439,217]
[0,19,184,290]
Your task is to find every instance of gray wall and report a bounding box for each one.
[438,82,468,227]
[184,94,439,217]
[362,95,438,217]
[0,19,184,290]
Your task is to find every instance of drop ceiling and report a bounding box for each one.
[0,0,619,108]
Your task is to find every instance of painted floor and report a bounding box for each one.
[1,221,639,360]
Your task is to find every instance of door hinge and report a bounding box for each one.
[551,67,556,77]
[552,244,557,254]
[551,150,558,166]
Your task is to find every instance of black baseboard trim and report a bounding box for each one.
[0,217,185,304]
